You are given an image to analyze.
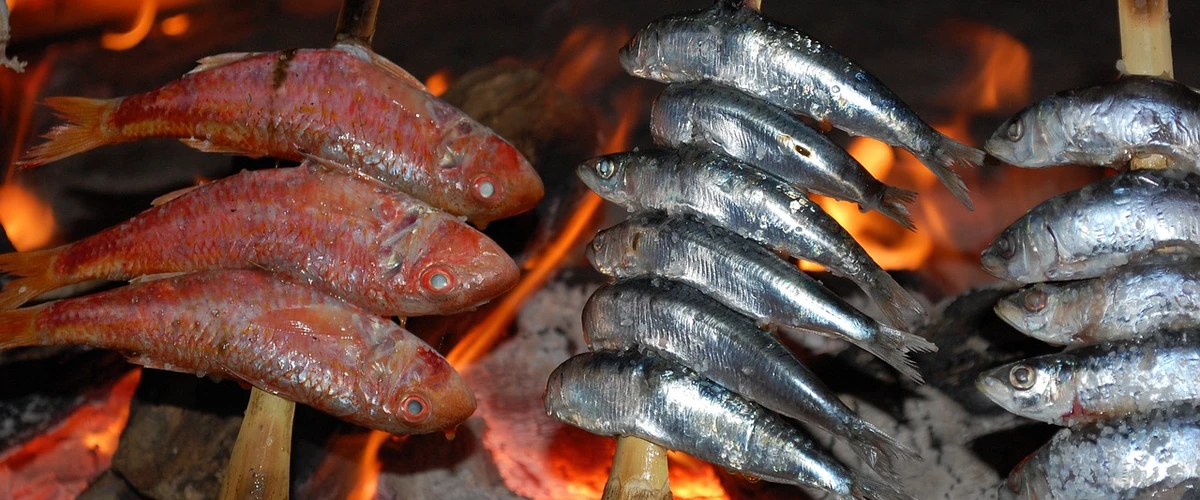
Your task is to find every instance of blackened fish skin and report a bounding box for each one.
[544,351,915,500]
[621,0,980,208]
[988,76,1200,170]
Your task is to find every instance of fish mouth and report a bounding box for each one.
[993,299,1032,334]
[974,371,1014,410]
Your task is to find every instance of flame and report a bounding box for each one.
[100,0,157,51]
[667,451,730,499]
[159,13,189,36]
[549,25,630,96]
[943,20,1031,114]
[0,184,54,251]
[424,68,452,97]
[346,430,390,500]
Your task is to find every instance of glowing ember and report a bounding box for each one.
[100,0,157,51]
[159,13,189,36]
[0,369,140,499]
[0,183,55,251]
[424,69,452,97]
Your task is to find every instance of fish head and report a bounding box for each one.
[976,356,1078,425]
[371,338,476,434]
[619,14,704,82]
[980,218,1056,283]
[985,100,1070,168]
[577,154,634,207]
[440,121,544,226]
[586,219,654,275]
[995,283,1098,345]
[397,215,519,314]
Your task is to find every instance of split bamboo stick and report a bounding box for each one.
[1118,0,1173,170]
[603,436,673,500]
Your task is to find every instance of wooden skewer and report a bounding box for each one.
[219,388,295,500]
[334,0,382,47]
[1118,0,1173,170]
[603,436,672,500]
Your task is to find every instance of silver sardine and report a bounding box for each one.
[981,169,1200,284]
[583,278,920,478]
[987,76,1200,170]
[976,331,1200,426]
[620,0,981,208]
[1001,405,1200,500]
[587,213,935,379]
[577,148,924,329]
[650,82,918,229]
[996,259,1200,347]
[544,351,915,500]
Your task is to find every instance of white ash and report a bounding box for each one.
[0,1,24,73]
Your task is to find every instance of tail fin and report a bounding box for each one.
[861,270,925,332]
[0,247,65,310]
[851,476,917,500]
[17,96,117,169]
[845,421,922,483]
[915,137,982,211]
[0,306,44,349]
[873,186,918,231]
[858,324,936,383]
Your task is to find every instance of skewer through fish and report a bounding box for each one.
[545,351,915,500]
[587,213,935,377]
[620,0,981,208]
[578,148,924,328]
[0,270,476,435]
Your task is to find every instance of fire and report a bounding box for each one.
[159,13,190,36]
[424,69,452,97]
[346,430,390,500]
[943,20,1031,115]
[0,183,54,251]
[100,0,157,51]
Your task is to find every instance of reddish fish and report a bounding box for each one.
[0,164,519,313]
[0,270,476,434]
[18,44,543,225]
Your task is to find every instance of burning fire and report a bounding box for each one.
[2,52,58,250]
[100,0,157,51]
[424,69,452,97]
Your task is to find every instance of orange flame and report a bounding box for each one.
[346,430,390,500]
[0,183,55,251]
[159,13,189,36]
[549,25,630,96]
[100,0,157,51]
[424,68,452,97]
[943,20,1031,115]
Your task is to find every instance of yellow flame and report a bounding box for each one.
[101,0,157,51]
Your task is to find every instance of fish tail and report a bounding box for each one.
[862,270,925,332]
[0,305,44,349]
[916,137,982,211]
[0,247,65,310]
[845,420,922,482]
[17,96,118,169]
[859,325,936,383]
[851,476,917,500]
[874,186,918,231]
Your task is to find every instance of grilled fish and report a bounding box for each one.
[981,169,1200,284]
[578,148,924,328]
[0,270,475,435]
[1001,405,1200,500]
[996,260,1200,347]
[987,76,1200,170]
[620,0,981,208]
[976,331,1200,426]
[587,213,935,378]
[544,351,914,500]
[650,82,918,229]
[0,165,518,314]
[19,45,543,225]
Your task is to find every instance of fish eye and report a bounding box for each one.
[1009,364,1036,390]
[472,175,500,201]
[994,235,1016,259]
[1006,119,1024,142]
[421,266,456,293]
[1022,289,1047,312]
[401,394,430,422]
[597,160,616,179]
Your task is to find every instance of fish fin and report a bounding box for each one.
[17,96,117,169]
[300,154,395,189]
[334,43,429,91]
[187,52,265,74]
[150,184,202,206]
[252,306,359,341]
[0,247,65,310]
[128,272,191,284]
[178,138,267,158]
[861,270,925,332]
[845,421,922,483]
[874,186,918,231]
[858,325,935,383]
[851,476,917,500]
[915,138,981,210]
[0,305,45,349]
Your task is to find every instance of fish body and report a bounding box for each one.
[19,45,543,225]
[650,82,917,228]
[544,351,914,500]
[578,148,924,328]
[981,169,1200,283]
[1001,406,1200,500]
[0,270,476,434]
[586,213,934,379]
[987,76,1200,170]
[0,165,518,315]
[976,332,1200,426]
[620,0,980,207]
[582,278,919,478]
[996,260,1200,346]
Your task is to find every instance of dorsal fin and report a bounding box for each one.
[333,42,429,91]
[188,52,266,74]
[151,184,202,206]
[252,305,361,341]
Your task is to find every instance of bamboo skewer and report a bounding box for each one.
[1119,0,1173,170]
[603,436,673,500]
